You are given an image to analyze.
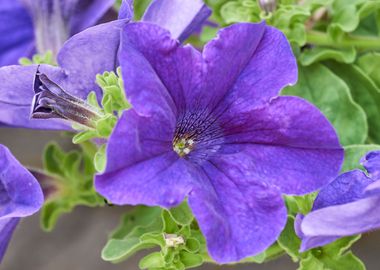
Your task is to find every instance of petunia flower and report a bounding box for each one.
[0,0,211,130]
[95,22,344,263]
[0,0,116,66]
[0,144,44,263]
[296,151,380,252]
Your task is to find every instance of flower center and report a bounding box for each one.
[173,136,195,157]
[172,110,224,162]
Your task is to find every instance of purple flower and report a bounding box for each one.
[0,0,116,66]
[0,144,44,263]
[0,0,210,130]
[95,22,343,263]
[296,151,380,252]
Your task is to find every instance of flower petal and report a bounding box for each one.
[0,65,71,129]
[120,22,203,117]
[218,96,343,195]
[70,0,116,35]
[198,23,297,112]
[95,110,195,207]
[118,0,134,20]
[301,195,380,239]
[0,218,19,263]
[57,20,128,99]
[361,151,380,181]
[189,161,286,263]
[0,144,43,219]
[0,0,34,66]
[142,0,211,42]
[312,170,373,210]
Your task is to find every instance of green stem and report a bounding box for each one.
[306,31,380,50]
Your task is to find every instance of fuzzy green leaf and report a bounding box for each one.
[168,201,194,226]
[325,62,380,143]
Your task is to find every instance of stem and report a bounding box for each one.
[306,30,380,50]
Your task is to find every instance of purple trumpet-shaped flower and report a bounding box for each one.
[95,22,343,263]
[296,151,380,252]
[0,0,211,130]
[0,144,44,263]
[0,0,115,66]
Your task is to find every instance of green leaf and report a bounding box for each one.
[168,201,194,226]
[220,1,260,24]
[342,144,380,172]
[299,47,356,66]
[298,253,324,270]
[179,251,203,269]
[162,210,179,234]
[139,252,166,269]
[72,130,98,144]
[357,52,380,89]
[299,236,364,270]
[111,206,163,239]
[282,64,368,145]
[40,200,72,231]
[325,61,380,143]
[278,216,301,262]
[102,238,157,263]
[40,142,103,231]
[43,143,65,175]
[94,144,107,173]
[330,5,359,33]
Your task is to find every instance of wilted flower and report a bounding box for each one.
[0,0,115,66]
[296,151,380,252]
[0,144,44,263]
[95,22,343,263]
[0,0,210,130]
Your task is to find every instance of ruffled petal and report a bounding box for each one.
[189,161,286,263]
[218,96,343,195]
[0,0,34,66]
[198,23,297,113]
[95,110,196,207]
[0,65,71,129]
[0,218,19,263]
[0,144,43,219]
[58,20,128,99]
[142,0,211,42]
[120,22,203,117]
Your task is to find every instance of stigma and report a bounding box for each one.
[173,135,195,157]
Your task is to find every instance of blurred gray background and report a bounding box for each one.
[1,128,379,270]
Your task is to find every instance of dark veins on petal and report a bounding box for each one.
[173,109,224,164]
